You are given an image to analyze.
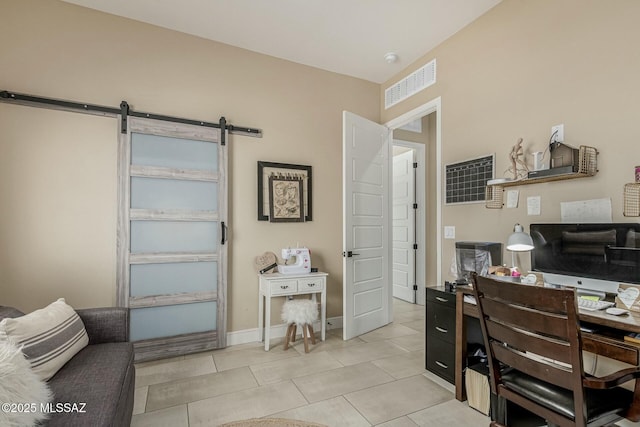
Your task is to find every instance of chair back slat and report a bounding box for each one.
[476,276,571,313]
[481,298,570,340]
[486,319,572,365]
[491,340,574,390]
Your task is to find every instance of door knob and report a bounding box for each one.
[343,251,361,257]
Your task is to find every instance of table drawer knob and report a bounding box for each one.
[307,283,315,287]
[435,326,448,334]
[280,285,289,289]
[435,361,448,369]
[435,297,449,303]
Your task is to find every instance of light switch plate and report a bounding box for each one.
[444,226,456,239]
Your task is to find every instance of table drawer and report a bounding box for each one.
[298,278,324,292]
[270,280,298,295]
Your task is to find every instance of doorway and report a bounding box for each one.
[386,97,442,295]
[392,139,426,305]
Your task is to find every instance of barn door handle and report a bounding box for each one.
[221,222,227,245]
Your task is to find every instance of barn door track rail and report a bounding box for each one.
[0,90,262,142]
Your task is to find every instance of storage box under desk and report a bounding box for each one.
[468,363,546,426]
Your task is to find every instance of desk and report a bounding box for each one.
[258,272,327,351]
[455,285,640,401]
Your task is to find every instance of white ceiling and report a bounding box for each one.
[61,0,501,84]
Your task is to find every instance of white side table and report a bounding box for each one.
[258,271,327,351]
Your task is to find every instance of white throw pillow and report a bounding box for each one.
[0,339,52,427]
[0,298,89,381]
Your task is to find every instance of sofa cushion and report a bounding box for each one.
[0,299,89,381]
[46,342,135,427]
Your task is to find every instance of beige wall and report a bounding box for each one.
[382,0,640,278]
[0,0,379,331]
[3,0,639,332]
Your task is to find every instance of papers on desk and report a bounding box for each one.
[625,333,640,345]
[464,295,477,305]
[579,323,599,333]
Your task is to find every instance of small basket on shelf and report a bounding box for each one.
[485,185,503,209]
[624,183,640,217]
[578,145,598,176]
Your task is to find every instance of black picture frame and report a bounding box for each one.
[257,161,312,221]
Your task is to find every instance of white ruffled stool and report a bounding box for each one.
[281,299,318,353]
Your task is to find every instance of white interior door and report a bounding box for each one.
[392,150,416,303]
[342,111,391,340]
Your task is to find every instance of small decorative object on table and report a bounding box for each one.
[278,247,311,275]
[255,252,278,274]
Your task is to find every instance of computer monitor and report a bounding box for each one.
[455,241,502,284]
[530,223,640,293]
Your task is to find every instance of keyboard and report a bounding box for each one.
[577,297,615,311]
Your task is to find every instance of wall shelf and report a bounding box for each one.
[485,145,598,209]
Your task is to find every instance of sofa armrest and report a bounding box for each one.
[76,307,130,344]
[0,306,25,320]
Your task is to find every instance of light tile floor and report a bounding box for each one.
[131,298,490,427]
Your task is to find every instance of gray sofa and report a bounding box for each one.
[0,306,135,427]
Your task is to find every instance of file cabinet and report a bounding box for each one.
[426,286,456,384]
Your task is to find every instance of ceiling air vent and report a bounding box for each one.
[384,59,436,109]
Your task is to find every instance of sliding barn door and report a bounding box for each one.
[117,117,227,361]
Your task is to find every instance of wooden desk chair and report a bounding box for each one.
[472,273,640,427]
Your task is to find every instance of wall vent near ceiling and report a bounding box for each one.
[384,59,436,109]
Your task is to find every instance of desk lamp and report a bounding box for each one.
[506,223,534,272]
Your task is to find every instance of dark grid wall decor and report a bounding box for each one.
[445,154,495,204]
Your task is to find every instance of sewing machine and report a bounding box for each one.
[277,247,311,275]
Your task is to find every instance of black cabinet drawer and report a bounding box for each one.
[426,336,455,384]
[426,301,455,344]
[426,287,455,308]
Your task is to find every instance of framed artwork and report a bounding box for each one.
[257,161,312,221]
[268,176,304,222]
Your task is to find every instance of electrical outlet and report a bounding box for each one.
[551,124,564,143]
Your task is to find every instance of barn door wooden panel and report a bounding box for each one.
[117,117,227,361]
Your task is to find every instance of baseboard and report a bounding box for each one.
[226,316,343,347]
